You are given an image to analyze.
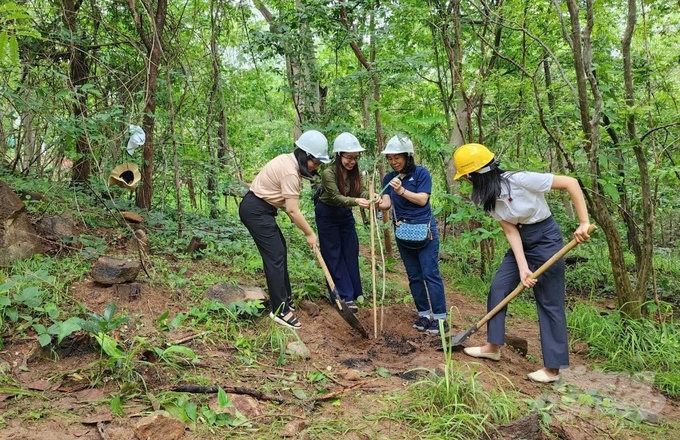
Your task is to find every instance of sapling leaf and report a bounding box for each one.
[217,387,232,409]
[48,317,84,344]
[38,333,52,347]
[376,366,390,378]
[292,388,307,400]
[103,302,117,321]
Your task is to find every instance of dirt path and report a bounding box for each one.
[0,259,678,439]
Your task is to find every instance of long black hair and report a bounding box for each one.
[334,153,362,197]
[294,147,316,180]
[469,160,510,213]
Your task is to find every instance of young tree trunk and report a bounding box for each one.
[563,0,650,318]
[128,0,167,210]
[254,0,322,133]
[61,0,91,184]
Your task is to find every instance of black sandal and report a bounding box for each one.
[270,311,301,330]
[345,301,358,314]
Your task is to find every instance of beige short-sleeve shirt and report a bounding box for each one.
[250,153,301,208]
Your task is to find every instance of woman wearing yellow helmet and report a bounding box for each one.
[453,143,592,383]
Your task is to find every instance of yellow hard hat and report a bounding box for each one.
[453,143,495,180]
[109,162,141,190]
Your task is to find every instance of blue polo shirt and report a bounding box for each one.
[382,166,433,224]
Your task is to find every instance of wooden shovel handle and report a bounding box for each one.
[313,245,343,309]
[474,224,597,329]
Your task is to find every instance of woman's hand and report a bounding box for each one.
[306,232,317,249]
[389,176,403,194]
[355,198,370,209]
[573,222,591,243]
[519,268,537,289]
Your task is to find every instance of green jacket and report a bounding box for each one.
[318,164,369,207]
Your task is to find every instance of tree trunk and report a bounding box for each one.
[254,0,322,133]
[563,0,646,317]
[128,0,167,210]
[60,0,91,184]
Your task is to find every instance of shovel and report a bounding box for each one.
[313,246,369,339]
[448,225,597,347]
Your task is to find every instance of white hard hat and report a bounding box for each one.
[295,130,331,163]
[332,132,365,154]
[381,135,414,155]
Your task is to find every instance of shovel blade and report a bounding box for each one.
[448,325,478,347]
[329,288,369,339]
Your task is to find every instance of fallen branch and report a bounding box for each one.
[308,380,368,402]
[169,331,211,345]
[170,385,288,403]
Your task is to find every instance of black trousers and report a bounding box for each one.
[238,191,291,315]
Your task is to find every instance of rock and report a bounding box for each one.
[204,283,267,308]
[114,282,142,301]
[208,394,262,419]
[0,180,43,266]
[134,411,186,440]
[38,213,78,240]
[491,412,542,440]
[571,342,589,355]
[121,211,143,223]
[90,256,141,285]
[242,286,267,302]
[639,409,661,425]
[338,368,361,381]
[279,420,307,438]
[286,341,311,359]
[298,300,320,317]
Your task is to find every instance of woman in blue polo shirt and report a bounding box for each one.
[377,135,448,335]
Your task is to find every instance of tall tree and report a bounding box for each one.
[128,0,167,210]
[562,0,653,318]
[60,0,92,184]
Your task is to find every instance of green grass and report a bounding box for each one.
[384,361,524,439]
[568,302,680,397]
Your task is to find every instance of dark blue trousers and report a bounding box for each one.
[314,201,363,302]
[238,191,291,314]
[486,217,568,369]
[396,215,447,320]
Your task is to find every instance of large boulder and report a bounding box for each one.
[0,181,43,266]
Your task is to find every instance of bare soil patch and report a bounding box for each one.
[0,256,678,439]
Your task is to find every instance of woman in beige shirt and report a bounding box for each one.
[239,130,330,329]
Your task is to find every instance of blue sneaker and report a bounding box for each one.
[413,316,432,331]
[426,319,449,335]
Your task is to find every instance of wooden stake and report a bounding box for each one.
[369,180,377,339]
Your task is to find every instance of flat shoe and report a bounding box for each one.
[527,369,560,383]
[463,346,501,361]
[270,312,301,330]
